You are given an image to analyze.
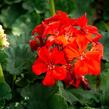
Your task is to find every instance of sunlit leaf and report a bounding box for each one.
[0,65,12,100]
[12,12,41,36]
[0,5,24,28]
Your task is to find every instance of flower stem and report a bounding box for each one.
[0,64,5,83]
[12,75,16,90]
[96,76,100,89]
[49,0,56,16]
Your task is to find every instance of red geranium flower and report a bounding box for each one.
[64,35,89,60]
[65,38,103,77]
[32,46,67,86]
[76,14,102,42]
[30,11,103,88]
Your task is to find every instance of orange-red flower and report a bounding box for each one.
[65,40,103,77]
[30,11,103,88]
[32,47,67,86]
[76,14,102,42]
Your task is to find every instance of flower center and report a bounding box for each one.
[48,63,55,70]
[78,52,86,61]
[80,55,84,60]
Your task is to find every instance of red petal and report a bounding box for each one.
[46,35,55,47]
[92,33,102,42]
[42,71,55,86]
[52,66,67,80]
[50,47,66,65]
[44,11,69,23]
[77,14,88,27]
[32,24,44,36]
[32,58,47,75]
[43,21,60,37]
[85,54,101,75]
[63,71,72,87]
[38,47,50,63]
[29,40,37,51]
[76,35,89,53]
[73,59,88,77]
[55,35,68,46]
[70,77,81,88]
[91,42,103,58]
[87,59,100,75]
[83,43,103,75]
[64,44,79,60]
[86,26,102,41]
[86,25,98,34]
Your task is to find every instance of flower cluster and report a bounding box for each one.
[30,11,103,88]
[0,25,9,49]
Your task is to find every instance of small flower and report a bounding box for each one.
[0,25,9,48]
[32,47,67,86]
[65,38,103,77]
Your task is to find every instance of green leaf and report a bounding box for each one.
[6,45,34,75]
[0,65,12,100]
[4,102,25,109]
[68,106,77,109]
[6,33,35,75]
[56,81,99,108]
[69,0,95,24]
[57,81,81,104]
[0,5,23,28]
[103,0,109,21]
[6,46,25,75]
[12,12,41,36]
[0,99,5,108]
[22,0,49,13]
[100,32,109,62]
[21,83,57,109]
[75,0,94,15]
[100,69,109,106]
[95,21,107,31]
[48,93,68,109]
[0,82,12,100]
[55,0,76,14]
[70,88,99,106]
[4,0,22,5]
[0,50,8,67]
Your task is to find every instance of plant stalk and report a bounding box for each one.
[0,64,5,83]
[49,0,56,16]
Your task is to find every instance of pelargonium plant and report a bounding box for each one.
[29,11,103,89]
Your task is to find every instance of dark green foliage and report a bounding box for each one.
[100,32,109,62]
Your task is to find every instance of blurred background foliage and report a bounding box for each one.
[0,0,109,109]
